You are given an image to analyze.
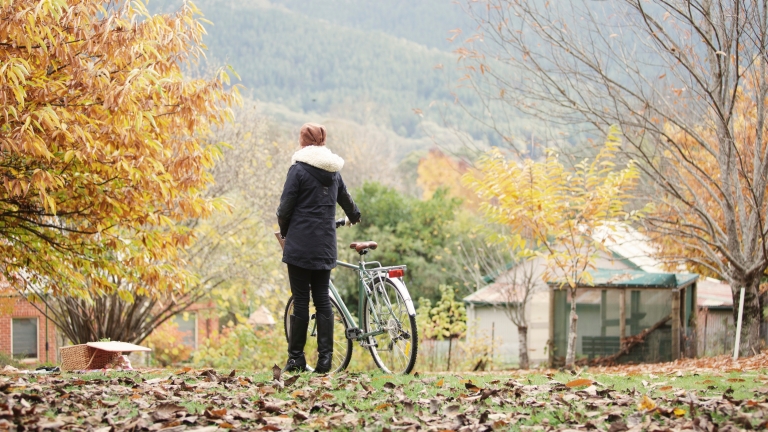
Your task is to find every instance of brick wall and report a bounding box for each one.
[0,297,58,364]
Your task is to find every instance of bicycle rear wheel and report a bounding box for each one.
[363,277,418,374]
[284,295,352,373]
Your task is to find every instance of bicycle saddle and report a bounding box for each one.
[350,241,378,253]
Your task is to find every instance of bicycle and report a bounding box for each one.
[280,218,418,374]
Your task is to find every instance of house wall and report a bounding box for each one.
[466,288,552,368]
[0,297,58,364]
[466,251,635,368]
[466,305,517,366]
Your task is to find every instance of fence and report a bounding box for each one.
[697,308,768,357]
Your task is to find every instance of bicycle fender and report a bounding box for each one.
[387,277,416,317]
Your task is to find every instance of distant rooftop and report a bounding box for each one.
[546,269,698,289]
[697,277,733,309]
[463,279,527,305]
[593,223,665,272]
[247,305,276,326]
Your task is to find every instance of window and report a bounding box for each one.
[173,313,197,349]
[12,318,38,360]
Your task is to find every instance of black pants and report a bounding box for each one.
[287,264,332,321]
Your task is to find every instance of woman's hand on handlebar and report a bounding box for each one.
[335,217,361,228]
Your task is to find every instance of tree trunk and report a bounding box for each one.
[447,337,453,371]
[517,325,529,369]
[565,289,579,368]
[731,276,763,357]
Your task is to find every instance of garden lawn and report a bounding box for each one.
[1,352,767,431]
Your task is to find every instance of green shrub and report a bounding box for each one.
[0,352,22,369]
[192,323,286,370]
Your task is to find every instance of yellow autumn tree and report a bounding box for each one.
[0,0,239,299]
[416,148,480,209]
[463,127,648,367]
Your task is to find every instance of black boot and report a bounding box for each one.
[315,312,334,373]
[283,314,308,373]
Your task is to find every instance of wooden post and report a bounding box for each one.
[690,282,698,358]
[600,290,607,337]
[703,308,708,356]
[548,287,555,367]
[619,289,626,344]
[671,289,681,360]
[491,322,495,371]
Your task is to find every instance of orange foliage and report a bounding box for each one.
[145,320,194,367]
[653,80,766,279]
[416,149,480,209]
[0,0,239,298]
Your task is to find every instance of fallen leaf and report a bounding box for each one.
[205,408,227,419]
[565,378,593,388]
[608,420,629,432]
[465,382,481,393]
[444,404,460,416]
[429,399,440,415]
[284,375,300,387]
[637,395,657,411]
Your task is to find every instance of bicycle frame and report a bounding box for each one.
[329,259,416,342]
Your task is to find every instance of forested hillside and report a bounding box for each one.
[149,0,531,150]
[202,3,467,135]
[269,0,474,50]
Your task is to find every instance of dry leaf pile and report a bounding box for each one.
[0,361,767,431]
[587,350,768,375]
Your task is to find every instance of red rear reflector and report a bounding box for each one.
[388,269,404,278]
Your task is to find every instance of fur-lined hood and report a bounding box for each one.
[291,146,344,173]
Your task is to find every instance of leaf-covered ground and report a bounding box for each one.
[2,351,768,431]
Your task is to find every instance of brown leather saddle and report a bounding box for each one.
[349,241,378,253]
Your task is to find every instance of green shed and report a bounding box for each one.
[548,269,699,366]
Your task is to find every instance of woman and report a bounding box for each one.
[276,123,361,373]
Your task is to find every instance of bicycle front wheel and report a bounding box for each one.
[284,295,353,373]
[363,277,418,374]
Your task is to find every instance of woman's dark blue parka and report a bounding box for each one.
[276,146,361,270]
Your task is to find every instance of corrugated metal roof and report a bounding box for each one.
[546,269,699,289]
[697,277,733,309]
[593,223,665,272]
[463,280,526,305]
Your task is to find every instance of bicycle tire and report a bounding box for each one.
[283,295,353,373]
[363,277,418,374]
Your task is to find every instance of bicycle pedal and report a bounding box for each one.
[345,327,362,340]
